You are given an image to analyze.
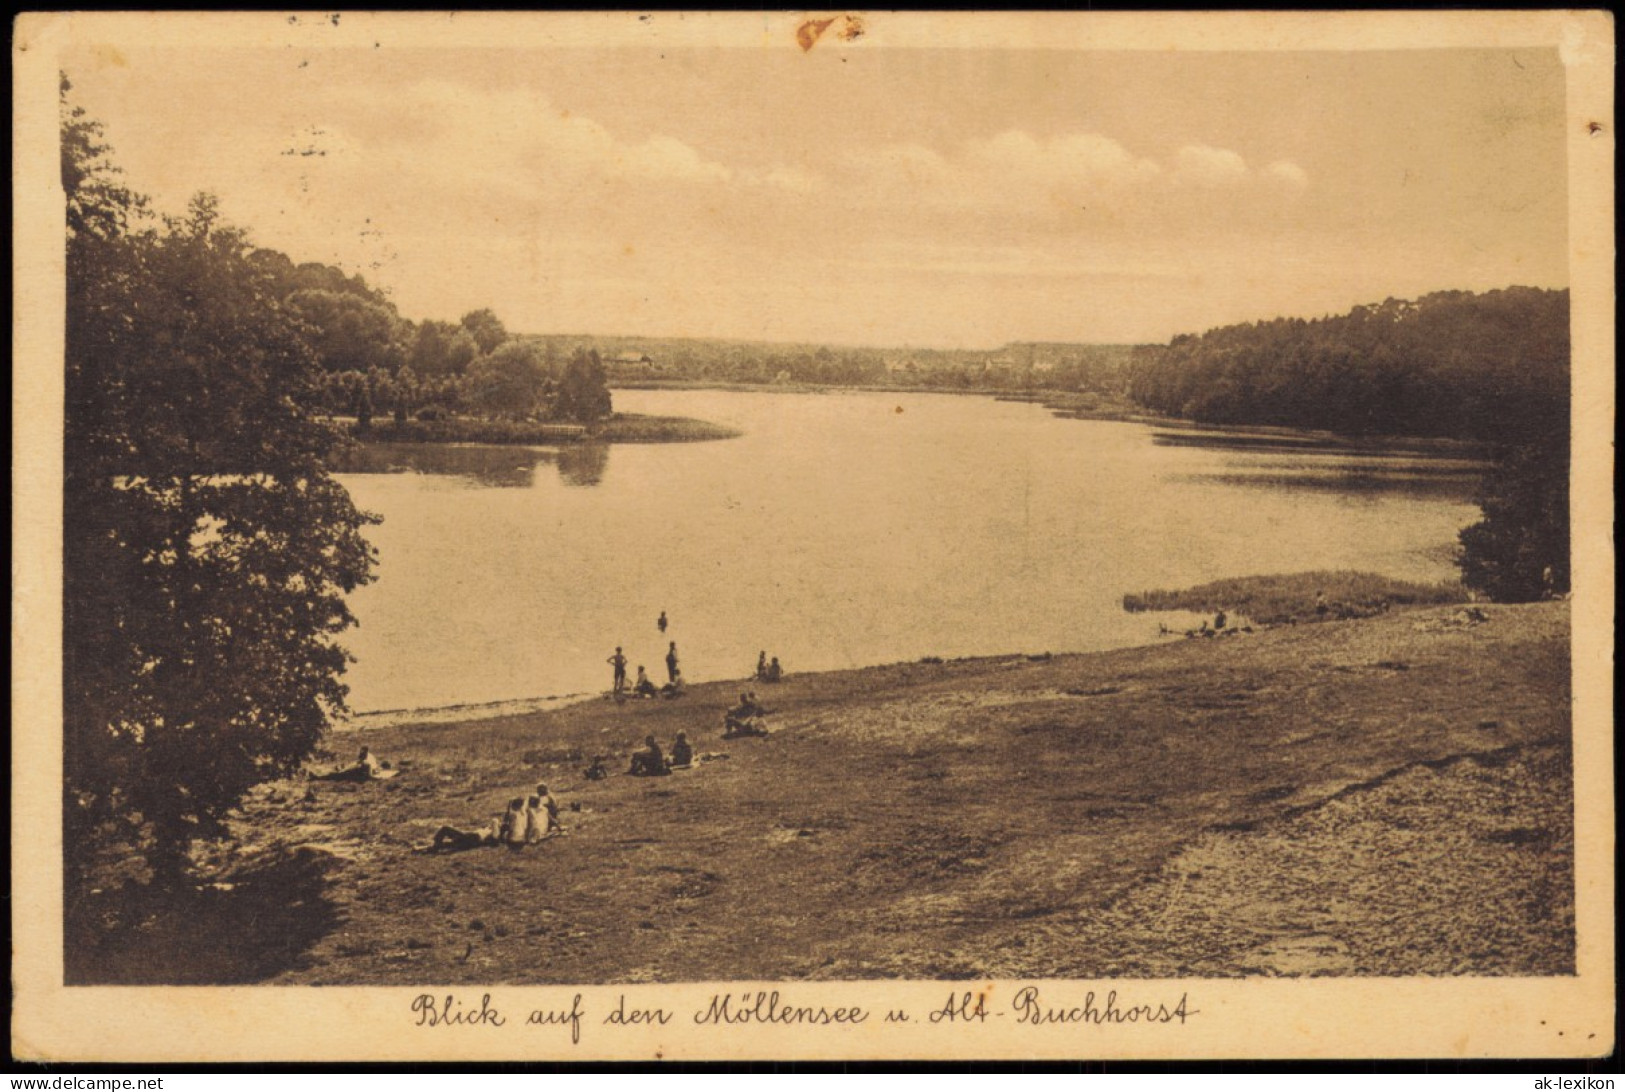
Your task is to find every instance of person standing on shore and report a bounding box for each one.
[608,646,628,694]
[657,611,668,634]
[666,641,680,684]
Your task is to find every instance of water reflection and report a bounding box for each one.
[1178,469,1482,500]
[329,441,612,489]
[1155,431,1488,500]
[1151,429,1490,460]
[557,443,610,488]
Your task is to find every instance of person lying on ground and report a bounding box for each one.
[428,818,501,853]
[312,745,384,782]
[628,735,670,776]
[669,731,694,768]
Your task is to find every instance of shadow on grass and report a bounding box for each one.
[65,846,344,985]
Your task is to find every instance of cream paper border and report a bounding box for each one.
[11,10,1615,1063]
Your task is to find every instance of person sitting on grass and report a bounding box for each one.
[499,797,530,849]
[628,735,669,776]
[521,795,549,844]
[584,754,609,781]
[535,783,563,834]
[634,665,659,699]
[313,745,383,782]
[661,672,686,699]
[723,694,768,739]
[764,656,784,682]
[669,731,694,769]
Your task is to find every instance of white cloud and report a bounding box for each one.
[757,165,823,194]
[1263,160,1310,189]
[1172,144,1250,187]
[829,130,1304,226]
[351,79,737,191]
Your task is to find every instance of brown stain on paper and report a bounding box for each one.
[796,18,836,52]
[796,15,864,52]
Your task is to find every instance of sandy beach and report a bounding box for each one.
[68,599,1573,985]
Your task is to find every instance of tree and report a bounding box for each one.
[410,319,479,378]
[63,90,377,889]
[466,340,547,418]
[1458,436,1570,602]
[392,364,419,425]
[554,347,613,424]
[285,288,408,375]
[460,308,510,355]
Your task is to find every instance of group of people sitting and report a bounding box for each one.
[624,731,696,777]
[427,783,565,853]
[723,691,769,738]
[628,666,686,700]
[1158,609,1254,640]
[754,651,784,683]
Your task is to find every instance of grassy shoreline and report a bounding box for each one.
[341,410,741,447]
[1122,571,1470,626]
[70,599,1572,984]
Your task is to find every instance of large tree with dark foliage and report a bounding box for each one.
[62,83,377,889]
[1458,436,1570,602]
[555,347,613,424]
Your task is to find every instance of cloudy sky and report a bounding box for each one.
[61,34,1569,348]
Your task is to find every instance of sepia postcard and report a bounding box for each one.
[11,10,1615,1063]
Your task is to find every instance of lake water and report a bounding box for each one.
[334,389,1485,713]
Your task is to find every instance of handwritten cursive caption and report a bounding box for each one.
[410,986,1195,1047]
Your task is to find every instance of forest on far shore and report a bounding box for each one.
[591,287,1569,447]
[1126,287,1569,445]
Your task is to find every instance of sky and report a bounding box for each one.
[61,38,1570,349]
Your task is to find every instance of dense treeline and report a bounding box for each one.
[1127,289,1569,445]
[597,338,1141,396]
[248,258,613,429]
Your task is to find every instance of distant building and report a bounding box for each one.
[609,351,654,365]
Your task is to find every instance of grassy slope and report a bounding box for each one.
[113,601,1571,985]
[1122,571,1469,625]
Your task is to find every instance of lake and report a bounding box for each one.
[333,389,1485,713]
